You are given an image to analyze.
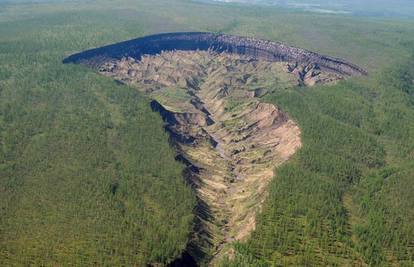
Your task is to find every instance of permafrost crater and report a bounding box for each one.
[64,32,366,266]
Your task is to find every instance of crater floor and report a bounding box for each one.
[97,50,345,263]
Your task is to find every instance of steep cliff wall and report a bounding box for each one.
[63,32,367,76]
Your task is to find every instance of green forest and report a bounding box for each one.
[1,0,414,266]
[222,62,414,266]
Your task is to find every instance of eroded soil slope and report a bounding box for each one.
[98,51,342,263]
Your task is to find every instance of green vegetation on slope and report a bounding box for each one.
[0,4,195,265]
[0,0,414,266]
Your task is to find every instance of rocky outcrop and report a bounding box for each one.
[63,32,367,77]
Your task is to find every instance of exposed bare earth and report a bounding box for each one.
[98,51,343,264]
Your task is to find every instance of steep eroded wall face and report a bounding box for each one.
[64,32,367,77]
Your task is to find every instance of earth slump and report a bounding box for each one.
[64,33,366,266]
